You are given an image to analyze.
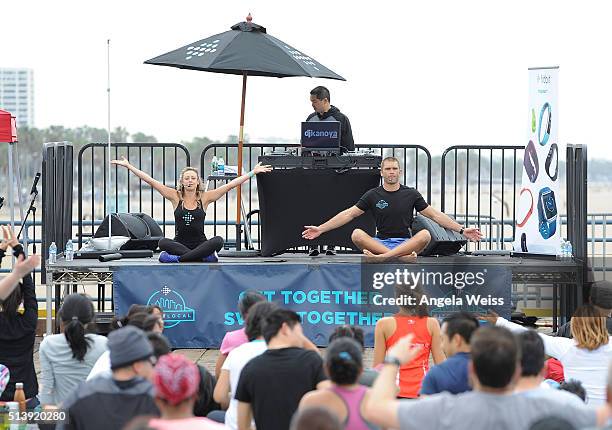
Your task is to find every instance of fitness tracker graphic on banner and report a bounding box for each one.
[516,188,533,228]
[514,67,561,255]
[545,143,558,181]
[538,187,557,239]
[538,102,551,146]
[523,141,539,183]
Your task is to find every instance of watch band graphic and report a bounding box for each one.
[538,187,557,239]
[545,143,558,181]
[517,188,534,228]
[538,102,552,146]
[524,140,539,183]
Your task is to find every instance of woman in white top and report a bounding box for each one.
[483,304,612,405]
[39,294,108,406]
[213,301,278,430]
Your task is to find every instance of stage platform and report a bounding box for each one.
[45,253,583,347]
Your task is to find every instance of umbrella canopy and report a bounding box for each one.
[145,18,345,80]
[145,14,345,251]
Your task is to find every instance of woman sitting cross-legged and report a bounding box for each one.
[111,157,271,263]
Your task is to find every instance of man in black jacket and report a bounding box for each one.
[306,86,354,256]
[307,86,354,153]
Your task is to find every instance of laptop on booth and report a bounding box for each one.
[300,121,341,154]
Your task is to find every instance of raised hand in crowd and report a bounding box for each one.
[0,254,40,301]
[0,225,20,251]
[386,333,423,366]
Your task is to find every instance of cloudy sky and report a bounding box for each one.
[2,0,611,158]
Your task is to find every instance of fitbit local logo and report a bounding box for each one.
[304,129,338,139]
[147,286,195,329]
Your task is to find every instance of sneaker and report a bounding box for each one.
[203,252,219,263]
[159,251,180,263]
[308,247,320,257]
[325,248,336,256]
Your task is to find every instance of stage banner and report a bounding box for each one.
[514,67,561,254]
[114,263,512,348]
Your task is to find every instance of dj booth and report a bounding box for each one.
[257,153,382,256]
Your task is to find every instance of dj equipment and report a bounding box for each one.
[301,121,341,153]
[258,154,382,169]
[94,213,164,251]
[411,214,467,256]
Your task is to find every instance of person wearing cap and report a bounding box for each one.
[147,353,224,429]
[557,280,612,337]
[58,326,159,430]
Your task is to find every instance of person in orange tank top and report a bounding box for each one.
[373,283,445,398]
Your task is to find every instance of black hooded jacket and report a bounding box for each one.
[306,105,355,152]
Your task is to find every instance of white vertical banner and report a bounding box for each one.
[514,67,560,254]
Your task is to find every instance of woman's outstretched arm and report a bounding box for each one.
[111,156,178,203]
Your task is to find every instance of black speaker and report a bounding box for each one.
[42,142,73,283]
[411,214,467,256]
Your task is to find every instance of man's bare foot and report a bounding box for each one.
[396,252,417,263]
[362,250,417,263]
[362,249,386,263]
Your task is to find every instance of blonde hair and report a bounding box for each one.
[571,304,609,350]
[176,167,204,201]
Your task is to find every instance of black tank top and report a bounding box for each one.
[174,200,207,249]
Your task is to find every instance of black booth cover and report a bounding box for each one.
[257,168,380,256]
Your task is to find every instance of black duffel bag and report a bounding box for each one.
[94,213,164,251]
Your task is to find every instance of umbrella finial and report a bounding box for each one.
[246,13,252,22]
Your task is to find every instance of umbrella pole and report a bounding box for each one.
[236,72,247,251]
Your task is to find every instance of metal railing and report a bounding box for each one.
[441,145,525,251]
[77,143,191,247]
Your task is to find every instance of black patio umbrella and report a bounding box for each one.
[145,14,345,249]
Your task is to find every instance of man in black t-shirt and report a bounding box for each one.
[303,157,482,261]
[235,309,328,430]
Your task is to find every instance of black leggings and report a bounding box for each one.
[159,236,224,262]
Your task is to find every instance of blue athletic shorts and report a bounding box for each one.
[373,237,411,250]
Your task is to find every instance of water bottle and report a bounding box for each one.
[211,155,218,174]
[48,242,57,264]
[556,240,565,260]
[218,157,225,175]
[566,241,573,260]
[65,239,74,261]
